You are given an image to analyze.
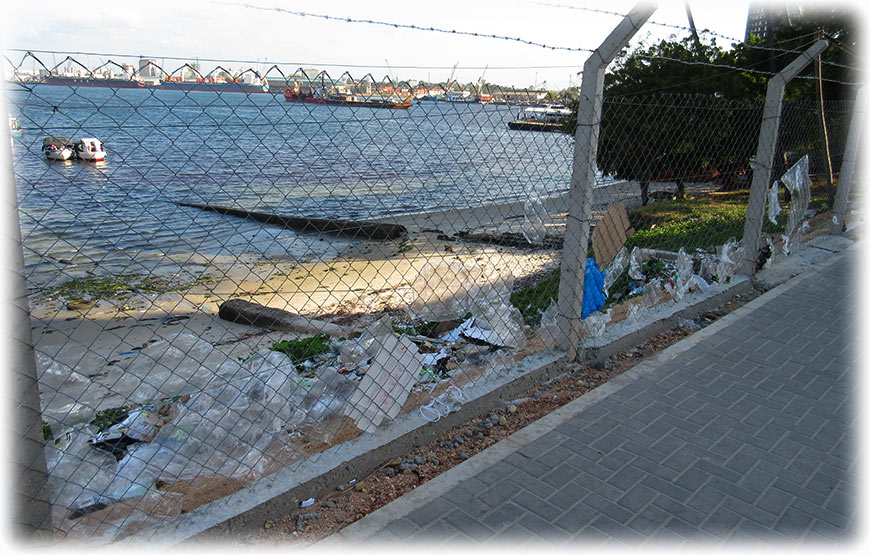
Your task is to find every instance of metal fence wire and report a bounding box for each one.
[4,53,856,542]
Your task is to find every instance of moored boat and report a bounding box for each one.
[42,136,74,161]
[73,138,106,162]
[9,116,23,138]
[283,89,413,109]
[159,78,269,93]
[507,105,572,132]
[439,91,476,103]
[37,75,145,89]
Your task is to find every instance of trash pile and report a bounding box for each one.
[38,295,529,539]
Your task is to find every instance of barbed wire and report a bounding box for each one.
[226,2,596,53]
[531,1,862,73]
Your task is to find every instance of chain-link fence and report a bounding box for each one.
[4,51,857,542]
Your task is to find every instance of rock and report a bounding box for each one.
[454,436,464,445]
[465,429,474,437]
[354,482,366,492]
[414,456,426,465]
[507,404,517,414]
[476,432,484,439]
[460,452,469,460]
[499,416,508,427]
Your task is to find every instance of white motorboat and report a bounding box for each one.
[42,136,75,161]
[74,138,106,161]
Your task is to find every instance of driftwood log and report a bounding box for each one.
[454,230,564,249]
[176,202,406,240]
[218,299,348,337]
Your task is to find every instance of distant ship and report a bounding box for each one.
[25,75,269,93]
[284,89,413,109]
[35,75,145,89]
[159,78,269,93]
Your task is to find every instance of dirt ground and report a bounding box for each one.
[243,289,759,546]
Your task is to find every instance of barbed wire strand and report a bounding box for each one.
[531,1,863,72]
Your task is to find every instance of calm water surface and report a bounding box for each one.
[9,85,573,288]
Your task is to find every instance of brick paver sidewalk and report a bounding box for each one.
[333,246,859,546]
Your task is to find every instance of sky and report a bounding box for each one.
[0,0,866,90]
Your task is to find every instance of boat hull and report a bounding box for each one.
[45,149,74,161]
[161,81,268,93]
[37,77,145,89]
[284,90,411,109]
[75,151,105,162]
[507,120,565,132]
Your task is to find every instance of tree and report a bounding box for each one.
[561,5,859,204]
[565,36,764,202]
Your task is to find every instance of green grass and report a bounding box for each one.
[509,268,561,326]
[89,406,130,431]
[508,188,829,325]
[269,334,335,366]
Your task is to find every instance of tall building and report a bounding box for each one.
[744,1,805,42]
[138,58,158,78]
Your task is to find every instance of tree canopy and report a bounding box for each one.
[561,4,860,199]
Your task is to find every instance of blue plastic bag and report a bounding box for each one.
[582,258,605,319]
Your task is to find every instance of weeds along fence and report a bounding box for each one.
[4,53,856,541]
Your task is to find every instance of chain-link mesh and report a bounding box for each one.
[5,52,856,542]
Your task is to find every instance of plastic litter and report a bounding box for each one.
[344,333,423,433]
[583,258,605,319]
[102,333,250,407]
[462,301,527,349]
[581,311,610,337]
[780,155,811,255]
[537,302,562,349]
[300,498,315,508]
[408,260,514,321]
[522,188,549,244]
[603,247,629,298]
[628,246,644,280]
[642,278,666,308]
[716,238,742,283]
[419,385,465,422]
[675,248,693,289]
[768,181,782,224]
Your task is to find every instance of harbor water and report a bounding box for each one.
[9,85,574,289]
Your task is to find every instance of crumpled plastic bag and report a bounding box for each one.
[101,333,250,406]
[522,188,550,244]
[675,247,693,289]
[537,302,563,349]
[581,311,610,337]
[780,155,811,255]
[603,247,629,298]
[768,181,782,225]
[338,315,393,370]
[408,260,514,321]
[717,238,742,283]
[629,246,644,280]
[458,301,527,349]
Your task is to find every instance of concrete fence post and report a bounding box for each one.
[830,85,866,234]
[555,1,657,360]
[740,40,829,275]
[2,103,53,536]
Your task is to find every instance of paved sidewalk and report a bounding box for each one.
[329,245,860,546]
